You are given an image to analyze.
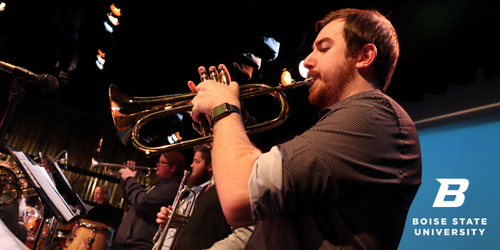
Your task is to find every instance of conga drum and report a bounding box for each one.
[25,219,50,250]
[57,220,76,231]
[65,219,115,250]
[24,207,43,234]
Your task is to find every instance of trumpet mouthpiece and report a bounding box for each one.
[301,77,314,86]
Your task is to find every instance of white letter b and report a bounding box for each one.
[432,178,469,207]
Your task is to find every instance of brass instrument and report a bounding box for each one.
[0,173,22,206]
[110,69,313,156]
[90,158,156,177]
[0,164,36,206]
[152,170,195,250]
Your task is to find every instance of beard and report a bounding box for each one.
[186,166,211,187]
[308,56,357,109]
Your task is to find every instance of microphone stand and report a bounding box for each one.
[0,76,28,147]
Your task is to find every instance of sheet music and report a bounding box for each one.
[0,220,30,250]
[11,151,75,221]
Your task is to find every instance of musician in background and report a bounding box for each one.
[188,8,422,250]
[114,151,185,250]
[157,144,253,250]
[94,185,111,205]
[85,185,123,233]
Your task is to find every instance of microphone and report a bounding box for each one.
[0,60,59,92]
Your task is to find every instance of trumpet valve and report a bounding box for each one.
[218,65,230,85]
[209,66,218,81]
[200,69,210,81]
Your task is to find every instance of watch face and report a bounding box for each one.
[213,103,230,116]
[211,103,229,123]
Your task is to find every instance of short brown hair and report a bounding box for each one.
[193,144,211,165]
[161,151,186,175]
[317,8,400,92]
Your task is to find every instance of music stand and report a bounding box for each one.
[5,143,87,250]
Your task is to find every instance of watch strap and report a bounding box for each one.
[210,103,241,125]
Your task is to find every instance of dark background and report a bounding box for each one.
[0,0,498,158]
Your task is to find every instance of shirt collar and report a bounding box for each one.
[192,180,210,194]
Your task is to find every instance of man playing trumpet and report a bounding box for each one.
[114,151,185,250]
[188,8,422,250]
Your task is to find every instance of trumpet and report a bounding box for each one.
[90,158,156,177]
[152,170,195,250]
[110,69,313,156]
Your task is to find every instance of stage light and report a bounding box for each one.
[242,53,262,70]
[96,59,104,70]
[107,13,119,26]
[98,49,105,58]
[104,21,114,33]
[0,2,6,12]
[104,4,121,34]
[263,37,280,61]
[110,3,121,17]
[96,49,105,70]
[97,54,105,65]
[298,60,308,79]
[167,132,182,144]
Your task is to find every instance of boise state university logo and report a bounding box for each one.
[412,178,486,236]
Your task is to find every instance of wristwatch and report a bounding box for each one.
[210,103,241,125]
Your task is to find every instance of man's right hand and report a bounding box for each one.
[156,205,173,229]
[119,160,137,180]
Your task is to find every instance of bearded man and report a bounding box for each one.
[157,145,254,250]
[188,8,422,250]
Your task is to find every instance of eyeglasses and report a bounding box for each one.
[157,161,170,166]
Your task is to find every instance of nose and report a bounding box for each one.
[303,52,315,70]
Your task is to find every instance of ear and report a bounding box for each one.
[356,43,377,69]
[207,162,213,173]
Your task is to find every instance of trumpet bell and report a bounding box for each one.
[110,85,195,145]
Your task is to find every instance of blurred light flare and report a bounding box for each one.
[298,60,309,79]
[104,21,114,33]
[107,13,120,26]
[110,4,122,17]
